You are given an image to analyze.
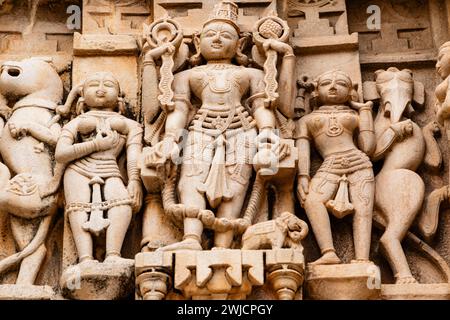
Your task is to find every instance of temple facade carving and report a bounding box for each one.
[1,0,450,300]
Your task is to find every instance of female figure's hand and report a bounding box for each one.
[94,130,120,151]
[9,121,29,139]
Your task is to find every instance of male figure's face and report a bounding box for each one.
[200,21,239,61]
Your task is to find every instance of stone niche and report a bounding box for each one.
[0,0,450,301]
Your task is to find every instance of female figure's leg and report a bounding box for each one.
[303,172,341,265]
[348,168,375,262]
[103,177,132,262]
[64,168,93,263]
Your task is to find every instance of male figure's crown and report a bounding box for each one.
[204,1,240,33]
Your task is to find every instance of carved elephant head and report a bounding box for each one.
[0,57,63,104]
[363,67,425,124]
[277,212,309,243]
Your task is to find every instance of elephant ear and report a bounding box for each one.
[363,81,380,102]
[413,81,425,109]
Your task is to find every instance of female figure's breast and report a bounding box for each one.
[308,110,360,158]
[435,78,448,103]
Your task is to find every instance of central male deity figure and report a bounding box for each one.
[150,1,295,251]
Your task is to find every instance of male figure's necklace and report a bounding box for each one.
[205,67,237,93]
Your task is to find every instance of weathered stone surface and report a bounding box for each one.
[73,33,139,56]
[381,283,450,300]
[306,263,381,300]
[1,0,450,301]
[61,259,135,300]
[153,0,277,36]
[82,0,152,35]
[0,284,55,300]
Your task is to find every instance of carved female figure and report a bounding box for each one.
[436,41,450,125]
[143,2,295,251]
[418,41,450,245]
[55,72,143,265]
[296,70,376,265]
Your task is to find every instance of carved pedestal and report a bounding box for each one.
[0,284,55,300]
[381,283,450,300]
[306,262,381,300]
[61,259,135,300]
[136,249,305,300]
[266,249,305,300]
[135,251,173,300]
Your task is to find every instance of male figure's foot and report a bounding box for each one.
[310,251,342,265]
[156,238,202,252]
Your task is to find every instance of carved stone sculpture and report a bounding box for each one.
[296,70,376,265]
[135,1,308,301]
[0,58,64,297]
[241,212,309,251]
[142,1,296,252]
[364,67,442,284]
[2,0,450,301]
[139,15,191,252]
[56,71,143,300]
[419,42,450,242]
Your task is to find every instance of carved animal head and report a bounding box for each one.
[364,67,425,124]
[277,212,309,243]
[0,57,63,104]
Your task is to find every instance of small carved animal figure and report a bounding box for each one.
[241,212,308,250]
